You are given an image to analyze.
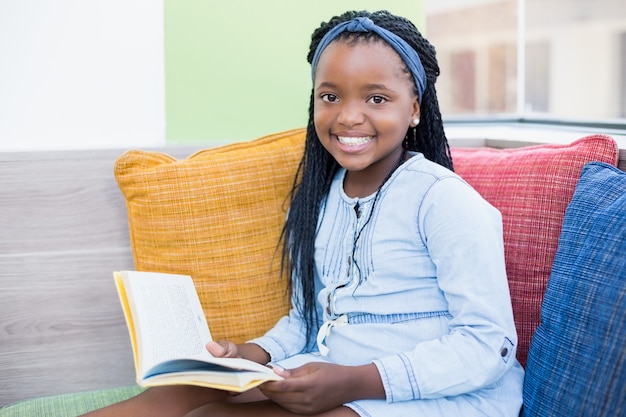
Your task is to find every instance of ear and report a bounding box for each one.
[410,98,421,128]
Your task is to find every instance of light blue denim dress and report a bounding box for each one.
[250,153,524,416]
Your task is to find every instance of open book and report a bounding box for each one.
[114,270,282,392]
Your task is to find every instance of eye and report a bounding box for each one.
[368,95,387,104]
[321,93,338,103]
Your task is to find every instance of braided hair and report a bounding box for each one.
[282,10,453,345]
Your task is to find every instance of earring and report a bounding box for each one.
[412,117,420,127]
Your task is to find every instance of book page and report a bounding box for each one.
[143,366,282,392]
[121,271,213,375]
[115,270,283,390]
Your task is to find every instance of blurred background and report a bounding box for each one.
[427,0,625,120]
[0,0,624,151]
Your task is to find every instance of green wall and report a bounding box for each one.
[165,1,424,144]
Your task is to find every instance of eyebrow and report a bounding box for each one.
[363,83,393,92]
[315,81,339,90]
[316,81,395,93]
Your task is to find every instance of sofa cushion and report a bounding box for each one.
[450,135,619,366]
[114,128,305,343]
[0,386,143,417]
[521,162,626,416]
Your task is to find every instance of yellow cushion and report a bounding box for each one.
[114,128,306,343]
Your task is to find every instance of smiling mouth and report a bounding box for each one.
[337,136,373,146]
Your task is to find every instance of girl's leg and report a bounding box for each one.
[185,399,359,417]
[79,385,230,417]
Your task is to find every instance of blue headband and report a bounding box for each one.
[311,17,427,103]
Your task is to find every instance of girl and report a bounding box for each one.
[84,9,524,417]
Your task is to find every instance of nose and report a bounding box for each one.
[337,100,365,127]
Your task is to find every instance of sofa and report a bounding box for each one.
[0,128,624,416]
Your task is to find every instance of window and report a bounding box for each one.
[426,0,626,124]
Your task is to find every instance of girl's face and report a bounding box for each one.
[313,39,420,192]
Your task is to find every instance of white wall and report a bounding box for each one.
[0,0,165,151]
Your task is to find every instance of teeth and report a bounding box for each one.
[338,136,372,146]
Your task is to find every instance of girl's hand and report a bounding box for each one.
[207,341,271,365]
[260,362,384,414]
[206,340,239,358]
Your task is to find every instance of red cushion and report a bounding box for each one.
[450,134,619,367]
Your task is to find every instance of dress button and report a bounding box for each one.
[500,347,509,357]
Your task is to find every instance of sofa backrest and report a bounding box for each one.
[0,131,622,406]
[0,146,201,406]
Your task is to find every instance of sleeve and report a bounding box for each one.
[248,276,322,363]
[248,308,309,363]
[373,176,519,401]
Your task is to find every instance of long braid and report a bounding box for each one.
[283,10,452,345]
[369,11,454,170]
[282,100,337,344]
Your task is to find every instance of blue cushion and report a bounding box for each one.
[522,162,626,416]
